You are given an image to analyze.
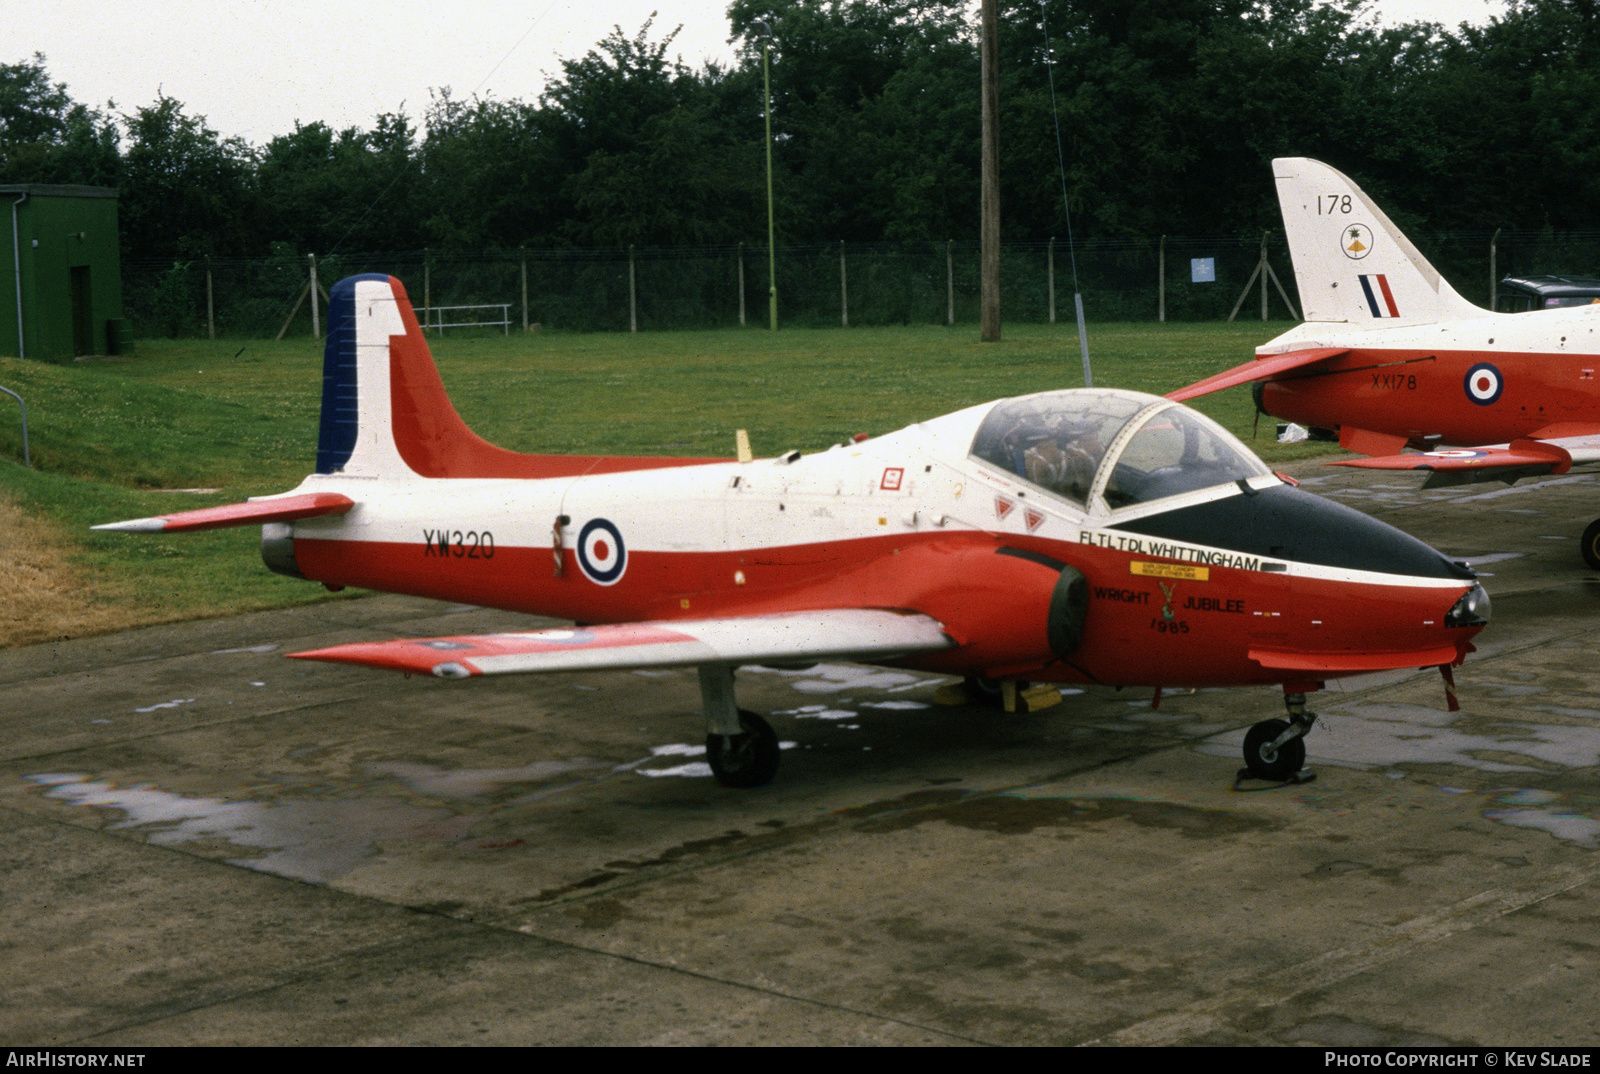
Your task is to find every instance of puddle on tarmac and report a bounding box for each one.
[133,698,196,714]
[23,773,472,883]
[845,788,1278,838]
[1482,809,1600,848]
[1199,703,1600,774]
[366,759,607,798]
[747,662,936,694]
[773,704,856,720]
[1474,787,1600,849]
[634,741,798,778]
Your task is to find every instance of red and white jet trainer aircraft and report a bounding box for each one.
[98,274,1489,785]
[1171,157,1600,568]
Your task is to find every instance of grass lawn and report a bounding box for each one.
[0,319,1334,643]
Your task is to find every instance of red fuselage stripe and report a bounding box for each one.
[291,530,1473,688]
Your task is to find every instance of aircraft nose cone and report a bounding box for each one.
[1111,485,1473,581]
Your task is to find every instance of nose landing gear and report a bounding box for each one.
[1581,518,1600,571]
[1240,692,1317,785]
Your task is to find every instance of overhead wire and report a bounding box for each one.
[242,0,564,348]
[1039,0,1092,387]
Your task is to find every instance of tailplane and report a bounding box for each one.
[1273,158,1485,327]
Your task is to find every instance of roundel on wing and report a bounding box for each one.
[576,518,627,585]
[1463,363,1504,406]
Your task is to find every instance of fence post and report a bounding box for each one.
[1158,234,1166,323]
[1260,234,1268,321]
[205,255,215,339]
[1489,228,1501,310]
[738,242,746,327]
[423,248,431,337]
[629,245,637,333]
[521,247,529,332]
[308,254,320,340]
[1048,237,1056,324]
[946,239,954,326]
[840,240,848,328]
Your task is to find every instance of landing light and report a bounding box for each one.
[1445,584,1491,627]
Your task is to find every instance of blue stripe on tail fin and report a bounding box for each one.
[316,273,390,474]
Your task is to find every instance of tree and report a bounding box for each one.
[0,53,119,187]
[257,111,420,253]
[119,95,256,258]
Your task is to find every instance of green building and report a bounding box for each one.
[0,184,125,362]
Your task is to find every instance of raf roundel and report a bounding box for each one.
[576,518,628,585]
[1463,362,1504,406]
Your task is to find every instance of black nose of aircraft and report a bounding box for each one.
[1110,483,1476,584]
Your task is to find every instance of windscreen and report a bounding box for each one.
[1101,406,1270,509]
[970,391,1149,505]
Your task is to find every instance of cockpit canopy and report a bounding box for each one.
[970,389,1270,510]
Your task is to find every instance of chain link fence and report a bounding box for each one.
[121,230,1600,340]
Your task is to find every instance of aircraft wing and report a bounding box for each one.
[288,608,956,679]
[1328,436,1600,488]
[1165,348,1348,402]
[92,492,355,533]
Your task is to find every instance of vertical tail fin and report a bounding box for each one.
[1273,158,1486,326]
[313,274,726,481]
[315,274,542,479]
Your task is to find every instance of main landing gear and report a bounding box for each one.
[1240,692,1317,784]
[698,665,781,788]
[1582,518,1600,571]
[931,676,1063,713]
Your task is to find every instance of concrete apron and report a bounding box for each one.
[2,463,1599,1046]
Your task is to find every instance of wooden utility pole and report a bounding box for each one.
[979,0,1001,342]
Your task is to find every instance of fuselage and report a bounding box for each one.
[275,395,1482,690]
[1256,305,1600,445]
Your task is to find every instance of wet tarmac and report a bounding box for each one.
[3,462,1599,1046]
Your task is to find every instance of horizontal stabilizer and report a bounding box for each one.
[289,608,955,679]
[92,492,355,533]
[1166,348,1346,402]
[1250,645,1462,673]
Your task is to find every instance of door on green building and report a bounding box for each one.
[70,265,92,356]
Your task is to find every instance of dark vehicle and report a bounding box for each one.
[1495,275,1600,313]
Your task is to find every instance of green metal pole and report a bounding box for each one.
[764,41,777,331]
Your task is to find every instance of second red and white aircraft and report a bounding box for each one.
[1172,157,1600,569]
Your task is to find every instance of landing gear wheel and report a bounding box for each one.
[966,676,1012,707]
[1242,719,1306,782]
[706,710,780,788]
[1582,518,1600,571]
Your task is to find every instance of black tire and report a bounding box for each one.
[1582,518,1600,571]
[706,710,780,788]
[1242,718,1306,782]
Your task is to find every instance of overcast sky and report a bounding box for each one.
[6,0,1510,145]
